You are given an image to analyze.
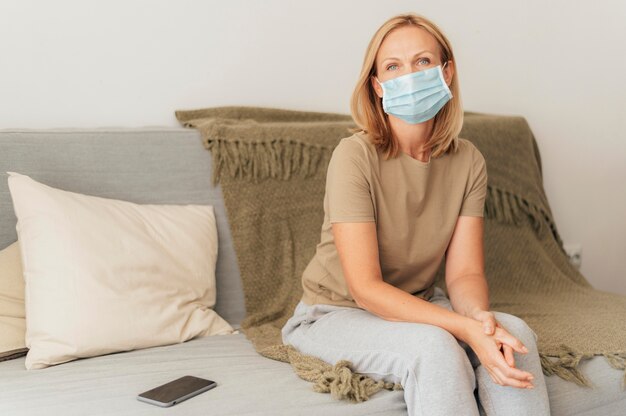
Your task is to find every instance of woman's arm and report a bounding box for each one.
[333,219,535,388]
[444,215,489,317]
[445,215,526,370]
[332,221,475,343]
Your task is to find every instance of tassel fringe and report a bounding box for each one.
[267,343,626,399]
[484,185,565,250]
[205,138,333,186]
[258,344,404,402]
[602,352,626,390]
[283,345,403,403]
[539,344,626,390]
[539,345,595,388]
[207,138,564,248]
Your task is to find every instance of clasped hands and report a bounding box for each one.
[466,308,536,389]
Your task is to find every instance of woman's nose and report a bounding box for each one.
[399,63,428,77]
[398,68,420,78]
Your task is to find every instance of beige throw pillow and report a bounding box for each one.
[0,242,27,362]
[7,171,234,369]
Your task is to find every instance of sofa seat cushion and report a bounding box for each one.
[0,333,407,416]
[0,333,624,415]
[543,355,626,415]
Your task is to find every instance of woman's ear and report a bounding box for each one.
[371,75,383,98]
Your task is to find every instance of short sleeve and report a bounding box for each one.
[459,147,488,217]
[326,139,375,223]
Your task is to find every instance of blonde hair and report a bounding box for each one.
[349,13,463,159]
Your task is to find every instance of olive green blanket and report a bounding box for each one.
[176,106,626,401]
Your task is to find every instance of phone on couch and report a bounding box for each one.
[137,375,217,407]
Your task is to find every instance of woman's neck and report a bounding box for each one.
[389,116,434,162]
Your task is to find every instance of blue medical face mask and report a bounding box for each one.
[375,62,452,124]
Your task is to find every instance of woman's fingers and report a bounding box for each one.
[498,358,534,382]
[502,344,516,368]
[484,353,533,388]
[495,326,528,354]
[468,318,535,388]
[491,365,534,389]
[491,345,534,382]
[485,367,503,385]
[483,362,504,386]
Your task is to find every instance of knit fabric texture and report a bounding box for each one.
[175,105,626,401]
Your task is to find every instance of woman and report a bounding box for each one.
[281,13,551,416]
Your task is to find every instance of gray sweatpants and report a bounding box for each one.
[281,286,551,416]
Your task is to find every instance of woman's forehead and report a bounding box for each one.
[377,26,438,61]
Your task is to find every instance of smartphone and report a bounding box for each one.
[137,375,217,407]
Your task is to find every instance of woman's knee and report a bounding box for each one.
[493,312,538,346]
[410,325,473,366]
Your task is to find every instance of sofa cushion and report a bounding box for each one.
[543,355,626,415]
[0,241,27,362]
[7,171,234,369]
[0,333,624,415]
[0,128,247,328]
[0,333,407,416]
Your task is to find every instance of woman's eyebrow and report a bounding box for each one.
[382,51,432,63]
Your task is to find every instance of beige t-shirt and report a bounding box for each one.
[301,131,488,308]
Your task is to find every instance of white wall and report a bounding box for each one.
[1,0,625,294]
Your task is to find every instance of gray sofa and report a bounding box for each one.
[0,127,624,416]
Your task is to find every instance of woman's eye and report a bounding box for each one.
[386,58,429,71]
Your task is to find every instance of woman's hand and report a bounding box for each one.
[462,318,535,389]
[469,309,517,368]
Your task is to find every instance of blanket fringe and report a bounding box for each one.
[267,343,626,398]
[205,139,333,186]
[207,139,564,246]
[539,345,595,388]
[539,344,626,390]
[258,343,404,402]
[484,185,565,250]
[285,345,403,403]
[602,352,626,390]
